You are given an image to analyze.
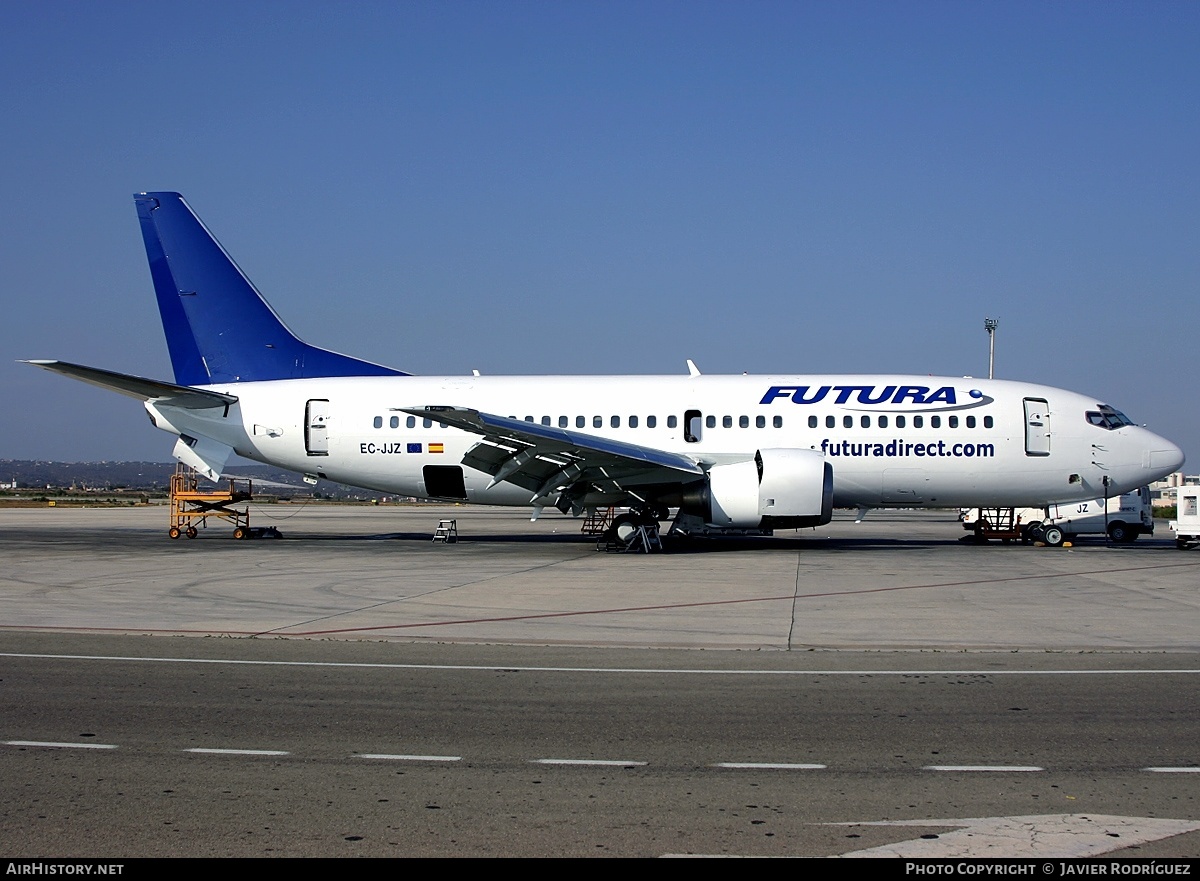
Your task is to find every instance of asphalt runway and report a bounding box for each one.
[1,505,1198,857]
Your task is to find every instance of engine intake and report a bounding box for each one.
[697,448,833,529]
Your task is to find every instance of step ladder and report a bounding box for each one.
[600,522,663,553]
[432,519,458,543]
[580,506,615,535]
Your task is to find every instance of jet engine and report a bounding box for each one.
[693,448,833,529]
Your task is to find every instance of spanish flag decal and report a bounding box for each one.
[429,443,444,454]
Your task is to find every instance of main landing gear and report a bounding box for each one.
[600,507,666,553]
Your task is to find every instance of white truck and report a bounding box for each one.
[1169,485,1200,549]
[962,486,1154,546]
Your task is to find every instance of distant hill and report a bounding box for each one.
[0,460,383,499]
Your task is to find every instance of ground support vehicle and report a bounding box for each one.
[1170,485,1200,549]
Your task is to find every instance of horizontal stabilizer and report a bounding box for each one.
[23,360,237,410]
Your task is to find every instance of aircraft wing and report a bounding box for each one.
[23,360,238,410]
[398,406,704,508]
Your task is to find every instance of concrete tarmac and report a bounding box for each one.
[1,504,1197,651]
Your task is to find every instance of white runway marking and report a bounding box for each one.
[923,764,1043,772]
[354,753,461,762]
[4,740,117,750]
[533,758,647,767]
[3,651,1200,677]
[834,814,1200,858]
[1144,766,1200,773]
[184,748,289,756]
[713,762,826,770]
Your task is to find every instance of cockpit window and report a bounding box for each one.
[1086,405,1134,430]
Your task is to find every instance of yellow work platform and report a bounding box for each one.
[168,464,279,540]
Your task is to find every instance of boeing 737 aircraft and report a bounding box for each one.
[27,192,1185,545]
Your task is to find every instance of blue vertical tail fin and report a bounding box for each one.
[135,192,405,385]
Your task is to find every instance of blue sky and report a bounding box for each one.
[2,1,1197,464]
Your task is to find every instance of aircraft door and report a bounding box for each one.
[1024,397,1050,457]
[684,409,702,443]
[305,399,330,456]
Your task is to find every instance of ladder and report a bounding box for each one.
[432,519,458,543]
[580,506,615,535]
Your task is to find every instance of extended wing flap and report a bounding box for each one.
[399,406,704,501]
[24,360,238,410]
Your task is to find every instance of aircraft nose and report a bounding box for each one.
[1148,434,1185,475]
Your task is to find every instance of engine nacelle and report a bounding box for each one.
[704,448,833,529]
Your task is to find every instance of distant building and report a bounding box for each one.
[1149,472,1200,506]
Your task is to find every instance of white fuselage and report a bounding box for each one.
[146,373,1184,512]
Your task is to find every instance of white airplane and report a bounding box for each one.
[26,192,1185,543]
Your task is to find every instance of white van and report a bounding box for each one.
[1034,487,1154,544]
[961,487,1154,546]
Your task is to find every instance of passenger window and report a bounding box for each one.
[706,415,716,429]
[896,415,906,428]
[576,416,585,428]
[949,415,958,428]
[611,415,620,428]
[541,416,551,426]
[423,418,433,428]
[647,415,657,428]
[966,415,976,428]
[773,415,783,428]
[879,415,888,428]
[756,415,765,428]
[407,416,416,428]
[668,415,678,429]
[525,416,534,422]
[373,416,383,429]
[826,415,835,428]
[913,415,923,428]
[861,415,870,428]
[722,415,732,428]
[559,416,568,428]
[629,415,638,428]
[808,415,817,428]
[390,416,399,429]
[984,416,994,428]
[931,415,941,428]
[843,415,853,428]
[593,416,602,428]
[740,415,749,428]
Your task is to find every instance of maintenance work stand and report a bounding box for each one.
[168,464,280,540]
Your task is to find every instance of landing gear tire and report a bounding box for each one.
[1021,520,1042,545]
[1040,525,1065,547]
[611,514,640,546]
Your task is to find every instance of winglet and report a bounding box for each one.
[686,359,701,377]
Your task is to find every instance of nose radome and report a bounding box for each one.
[1148,436,1185,476]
